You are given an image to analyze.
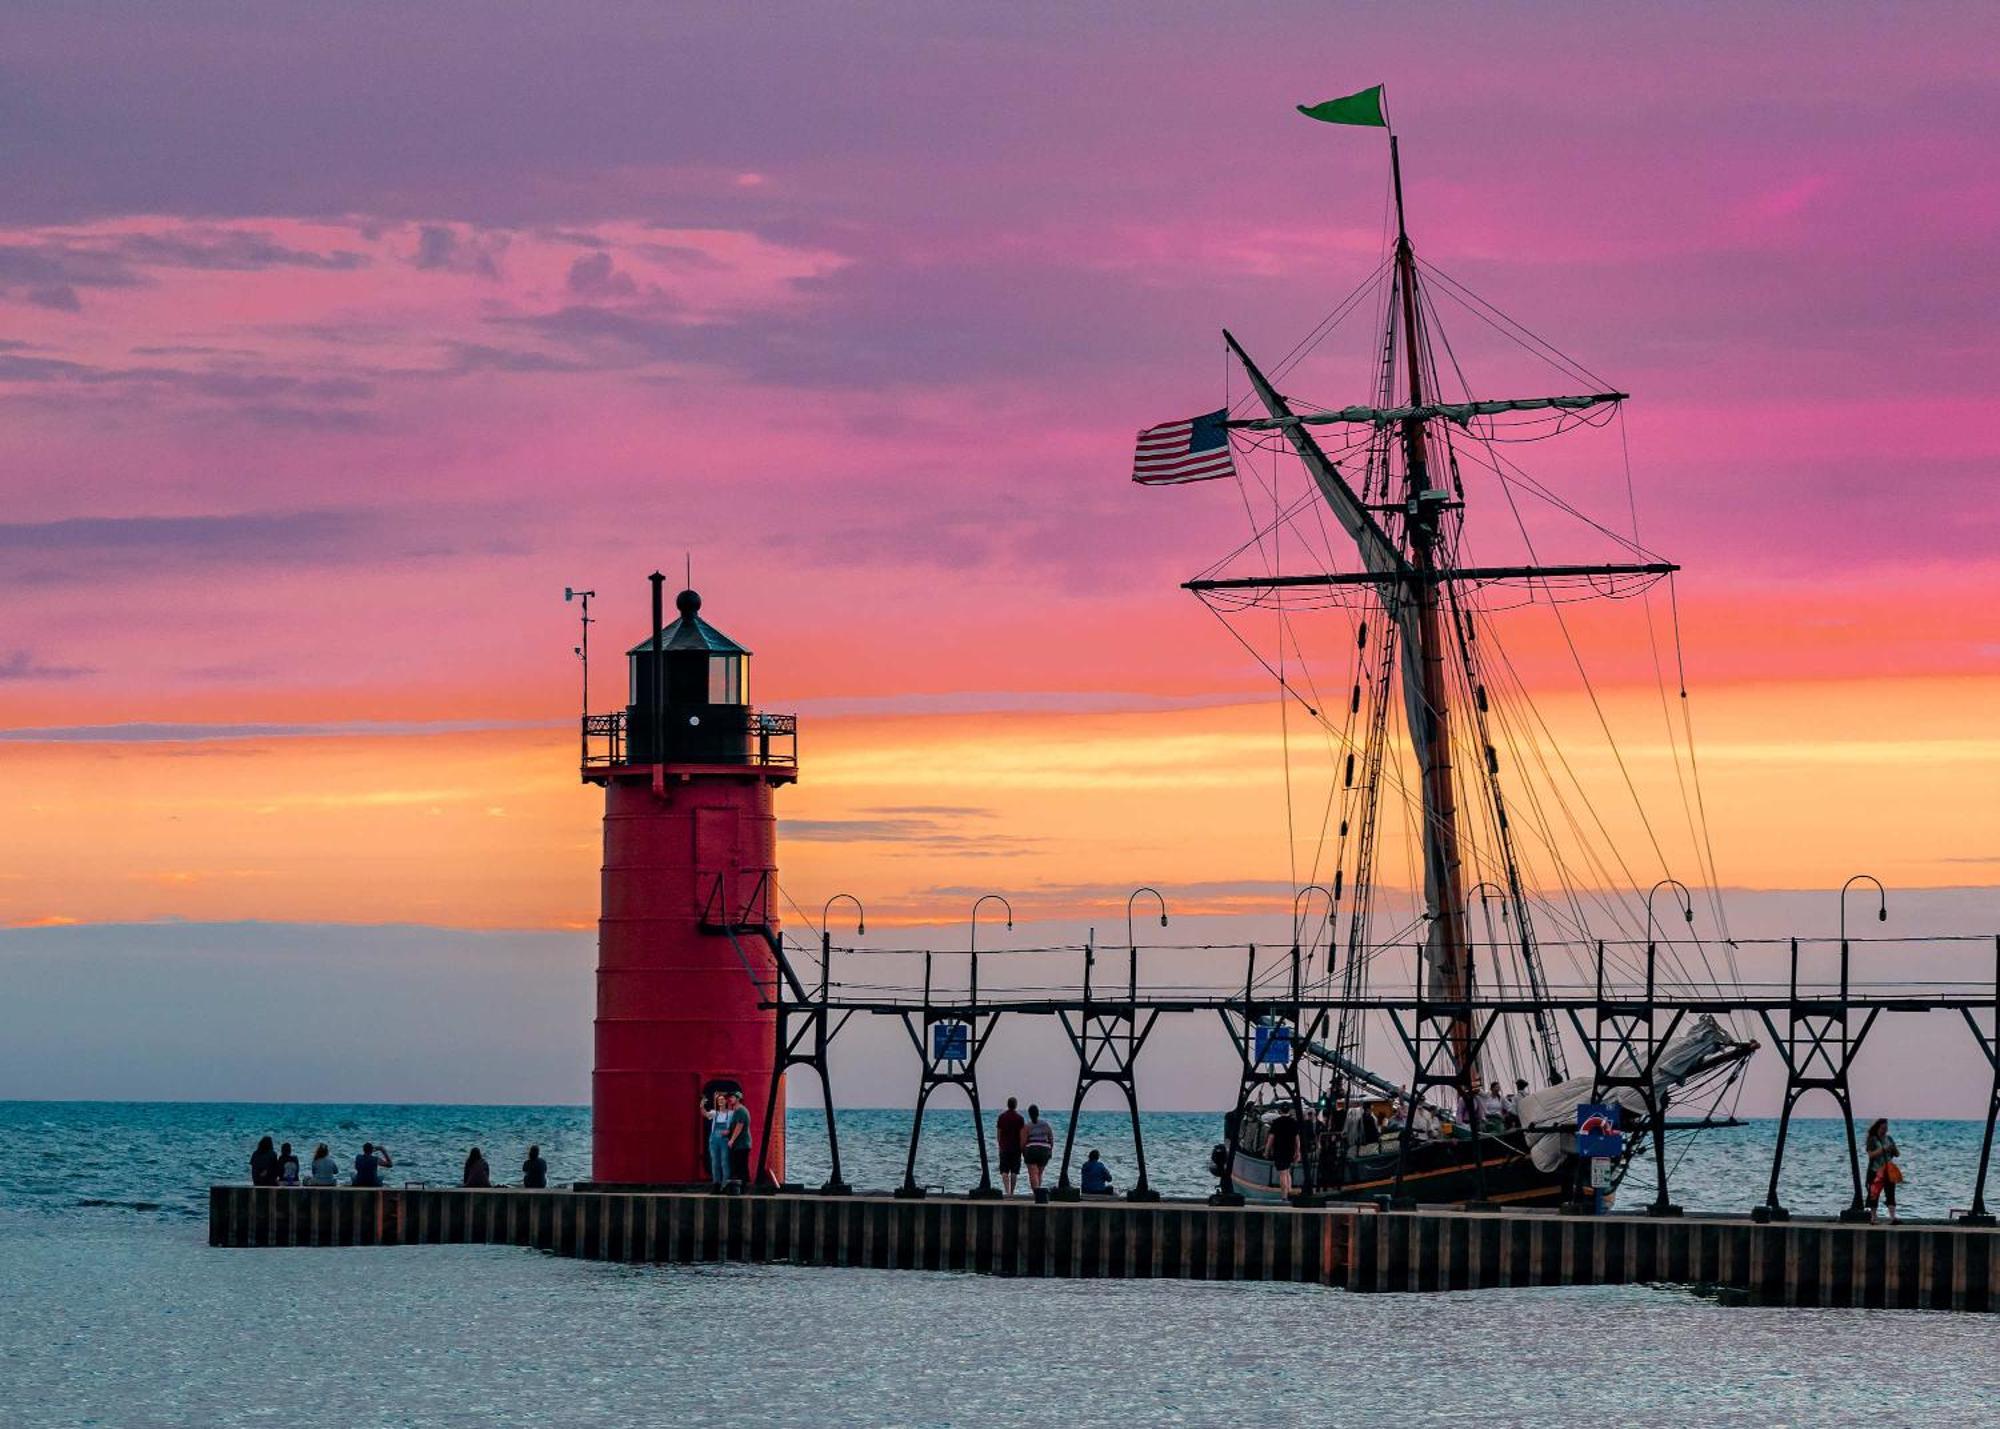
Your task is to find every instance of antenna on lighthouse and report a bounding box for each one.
[565,586,595,757]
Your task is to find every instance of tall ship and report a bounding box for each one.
[1137,91,1757,1208]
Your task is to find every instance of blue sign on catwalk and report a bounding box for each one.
[1576,1103,1624,1158]
[932,1021,970,1063]
[1253,1023,1293,1067]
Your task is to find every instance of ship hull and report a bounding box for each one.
[1223,1130,1570,1208]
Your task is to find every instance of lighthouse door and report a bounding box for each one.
[694,805,740,923]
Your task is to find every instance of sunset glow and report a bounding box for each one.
[3,5,1995,936]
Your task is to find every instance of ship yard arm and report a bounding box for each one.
[1228,391,1629,432]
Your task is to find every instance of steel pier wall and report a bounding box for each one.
[207,1187,1999,1312]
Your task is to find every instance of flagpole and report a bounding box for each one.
[1391,134,1408,244]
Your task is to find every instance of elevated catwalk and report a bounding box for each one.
[209,1185,1999,1313]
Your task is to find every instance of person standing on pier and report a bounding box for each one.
[1268,1105,1301,1199]
[726,1093,753,1188]
[996,1096,1025,1196]
[705,1094,730,1187]
[1866,1118,1901,1224]
[1022,1105,1056,1198]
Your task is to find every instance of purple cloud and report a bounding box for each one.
[0,649,95,681]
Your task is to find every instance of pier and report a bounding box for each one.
[208,1185,2000,1312]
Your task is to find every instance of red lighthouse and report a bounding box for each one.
[582,574,797,1185]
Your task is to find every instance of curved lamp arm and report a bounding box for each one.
[821,892,866,938]
[1127,885,1168,949]
[1292,884,1335,942]
[1839,874,1887,945]
[970,893,1014,956]
[1645,878,1695,946]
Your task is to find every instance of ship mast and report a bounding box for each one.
[1203,137,1665,1111]
[1388,138,1477,1091]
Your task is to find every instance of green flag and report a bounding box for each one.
[1297,85,1387,128]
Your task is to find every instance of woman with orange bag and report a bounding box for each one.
[1865,1117,1902,1224]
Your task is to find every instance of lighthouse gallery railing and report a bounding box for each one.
[581,709,798,772]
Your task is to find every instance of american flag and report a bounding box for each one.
[1131,407,1236,485]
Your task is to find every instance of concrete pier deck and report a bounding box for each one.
[209,1185,1999,1312]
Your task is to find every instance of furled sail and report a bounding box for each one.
[1514,1014,1749,1172]
[1231,391,1627,431]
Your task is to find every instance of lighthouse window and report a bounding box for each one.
[708,655,746,705]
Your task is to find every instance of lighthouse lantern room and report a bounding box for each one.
[582,572,797,1186]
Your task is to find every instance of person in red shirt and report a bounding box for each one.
[995,1096,1026,1197]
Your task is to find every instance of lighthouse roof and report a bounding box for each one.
[625,588,750,657]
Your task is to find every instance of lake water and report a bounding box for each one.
[3,1102,1995,1427]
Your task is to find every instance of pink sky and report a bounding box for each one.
[1,4,1997,936]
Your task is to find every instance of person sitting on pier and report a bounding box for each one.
[1080,1149,1114,1196]
[996,1096,1026,1197]
[462,1147,492,1189]
[249,1136,279,1187]
[277,1142,300,1186]
[1866,1118,1901,1225]
[1022,1105,1056,1197]
[350,1142,393,1188]
[522,1144,548,1189]
[308,1143,339,1186]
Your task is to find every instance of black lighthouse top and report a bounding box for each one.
[624,582,754,764]
[580,571,795,779]
[627,588,749,656]
[627,588,751,695]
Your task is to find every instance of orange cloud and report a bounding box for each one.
[4,672,1993,931]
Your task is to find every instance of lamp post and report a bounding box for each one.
[1835,875,1887,1222]
[1837,873,1887,1012]
[819,893,865,1000]
[1645,878,1694,946]
[970,894,1013,1007]
[1645,879,1695,1000]
[1115,887,1168,1202]
[1292,884,1335,943]
[1463,881,1508,960]
[1839,874,1887,950]
[964,895,1013,1200]
[1632,879,1697,1218]
[822,893,866,940]
[1463,878,1508,1016]
[1127,886,1168,950]
[1126,886,1167,1005]
[813,894,863,1194]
